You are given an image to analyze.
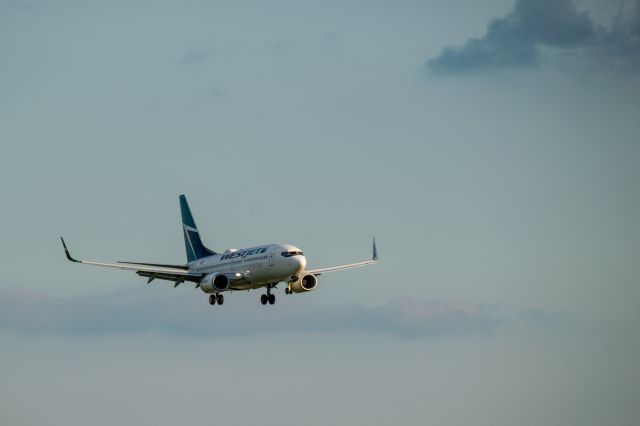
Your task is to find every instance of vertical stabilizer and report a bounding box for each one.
[179,195,217,262]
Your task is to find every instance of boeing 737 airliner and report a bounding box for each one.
[61,195,378,306]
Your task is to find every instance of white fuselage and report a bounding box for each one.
[189,243,307,291]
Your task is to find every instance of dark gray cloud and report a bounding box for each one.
[426,0,640,75]
[589,1,640,71]
[0,287,503,337]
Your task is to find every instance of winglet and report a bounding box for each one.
[372,237,378,261]
[61,237,80,263]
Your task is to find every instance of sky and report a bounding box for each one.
[1,0,639,425]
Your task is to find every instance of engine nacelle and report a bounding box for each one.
[199,273,230,294]
[289,274,318,293]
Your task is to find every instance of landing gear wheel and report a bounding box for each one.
[217,294,224,305]
[209,295,216,305]
[261,294,268,305]
[285,288,290,295]
[268,294,276,305]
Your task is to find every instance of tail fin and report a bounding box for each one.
[179,195,217,262]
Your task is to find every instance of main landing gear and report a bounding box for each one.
[261,287,276,305]
[209,294,224,306]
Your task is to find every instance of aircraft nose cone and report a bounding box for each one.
[295,256,307,272]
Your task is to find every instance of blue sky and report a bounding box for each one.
[1,0,639,424]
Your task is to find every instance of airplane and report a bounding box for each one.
[61,195,378,306]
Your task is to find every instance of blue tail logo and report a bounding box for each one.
[179,195,217,262]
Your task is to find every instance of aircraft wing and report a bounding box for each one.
[61,238,204,284]
[305,238,378,275]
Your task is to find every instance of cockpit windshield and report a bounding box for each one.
[281,250,303,257]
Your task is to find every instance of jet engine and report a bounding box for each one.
[199,273,230,293]
[289,274,318,293]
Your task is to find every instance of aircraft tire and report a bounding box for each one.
[261,294,268,305]
[268,294,276,305]
[217,294,224,305]
[209,295,216,305]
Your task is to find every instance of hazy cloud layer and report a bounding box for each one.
[426,0,640,75]
[0,288,504,337]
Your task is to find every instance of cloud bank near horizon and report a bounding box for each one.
[426,0,640,75]
[0,287,509,337]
